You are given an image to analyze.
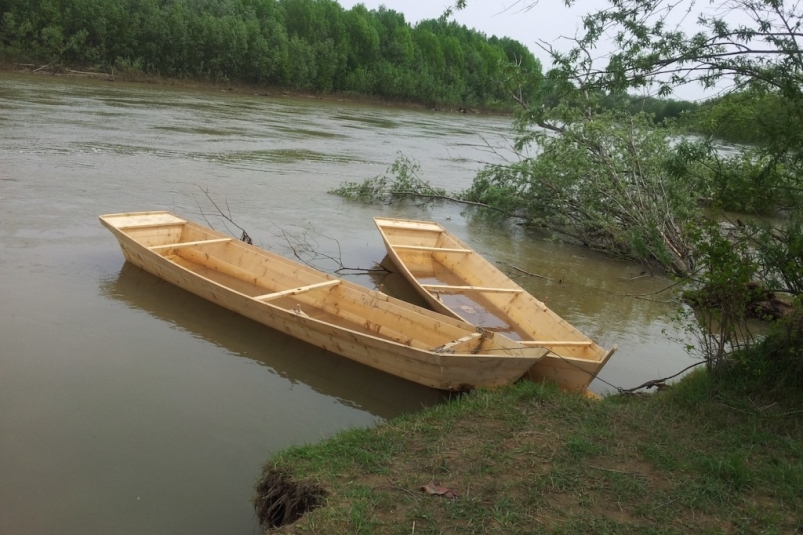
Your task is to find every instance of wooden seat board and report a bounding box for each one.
[254,280,341,301]
[422,284,523,294]
[395,245,472,253]
[149,238,232,251]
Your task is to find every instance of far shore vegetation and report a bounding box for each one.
[0,0,543,110]
[0,0,700,121]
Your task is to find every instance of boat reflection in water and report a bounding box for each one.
[101,262,447,419]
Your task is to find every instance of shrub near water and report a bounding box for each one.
[254,377,803,534]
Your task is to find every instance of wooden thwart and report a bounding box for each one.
[520,340,593,348]
[422,284,523,294]
[118,222,185,230]
[253,279,341,302]
[375,220,443,232]
[394,245,472,253]
[149,238,232,251]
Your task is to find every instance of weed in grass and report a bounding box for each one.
[639,443,679,471]
[764,458,803,501]
[347,498,380,534]
[490,495,522,528]
[564,435,602,459]
[670,476,732,511]
[699,452,754,491]
[599,471,649,501]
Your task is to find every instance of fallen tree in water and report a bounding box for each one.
[333,113,702,279]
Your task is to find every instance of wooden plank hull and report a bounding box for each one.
[374,217,617,392]
[99,212,547,391]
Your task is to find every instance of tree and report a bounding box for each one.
[462,110,701,275]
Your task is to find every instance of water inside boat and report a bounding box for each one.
[409,270,526,340]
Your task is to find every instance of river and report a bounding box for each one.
[0,72,693,534]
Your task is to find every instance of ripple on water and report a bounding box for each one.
[332,114,397,129]
[195,148,362,165]
[101,97,178,108]
[71,142,184,158]
[154,125,250,137]
[274,125,348,139]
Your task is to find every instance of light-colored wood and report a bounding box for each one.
[254,280,341,301]
[118,222,185,230]
[112,212,187,230]
[149,238,232,251]
[520,340,593,347]
[374,216,617,393]
[99,211,548,391]
[431,332,482,353]
[422,284,524,294]
[374,220,443,232]
[394,245,472,253]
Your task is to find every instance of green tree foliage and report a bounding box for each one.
[0,0,542,108]
[691,87,803,146]
[462,110,700,276]
[462,0,803,385]
[330,153,447,204]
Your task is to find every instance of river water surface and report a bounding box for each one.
[0,73,694,534]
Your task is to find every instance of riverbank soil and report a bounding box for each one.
[256,373,802,534]
[0,63,503,114]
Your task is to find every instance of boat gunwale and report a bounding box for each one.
[100,215,542,361]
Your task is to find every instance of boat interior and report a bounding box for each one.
[109,214,501,355]
[376,219,604,360]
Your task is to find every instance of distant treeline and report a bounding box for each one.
[687,89,793,145]
[621,89,789,145]
[0,0,542,107]
[599,92,698,124]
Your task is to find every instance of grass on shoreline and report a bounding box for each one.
[255,371,802,534]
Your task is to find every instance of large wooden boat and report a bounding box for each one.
[374,217,617,392]
[100,211,547,391]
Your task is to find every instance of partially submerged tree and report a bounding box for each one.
[490,0,803,380]
[461,110,701,275]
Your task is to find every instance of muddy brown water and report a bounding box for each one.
[0,73,694,534]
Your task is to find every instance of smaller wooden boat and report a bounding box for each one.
[100,212,547,391]
[374,217,617,392]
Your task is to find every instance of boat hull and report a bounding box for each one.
[374,217,616,392]
[100,212,545,391]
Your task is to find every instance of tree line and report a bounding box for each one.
[0,0,542,108]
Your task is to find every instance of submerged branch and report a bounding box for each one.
[195,186,254,244]
[194,187,388,276]
[619,361,708,393]
[278,224,389,275]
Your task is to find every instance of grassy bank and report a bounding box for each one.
[255,372,802,534]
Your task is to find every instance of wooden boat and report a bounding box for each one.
[374,217,617,392]
[99,211,547,391]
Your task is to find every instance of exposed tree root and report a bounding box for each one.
[253,468,327,530]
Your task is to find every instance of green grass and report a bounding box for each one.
[255,372,803,534]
